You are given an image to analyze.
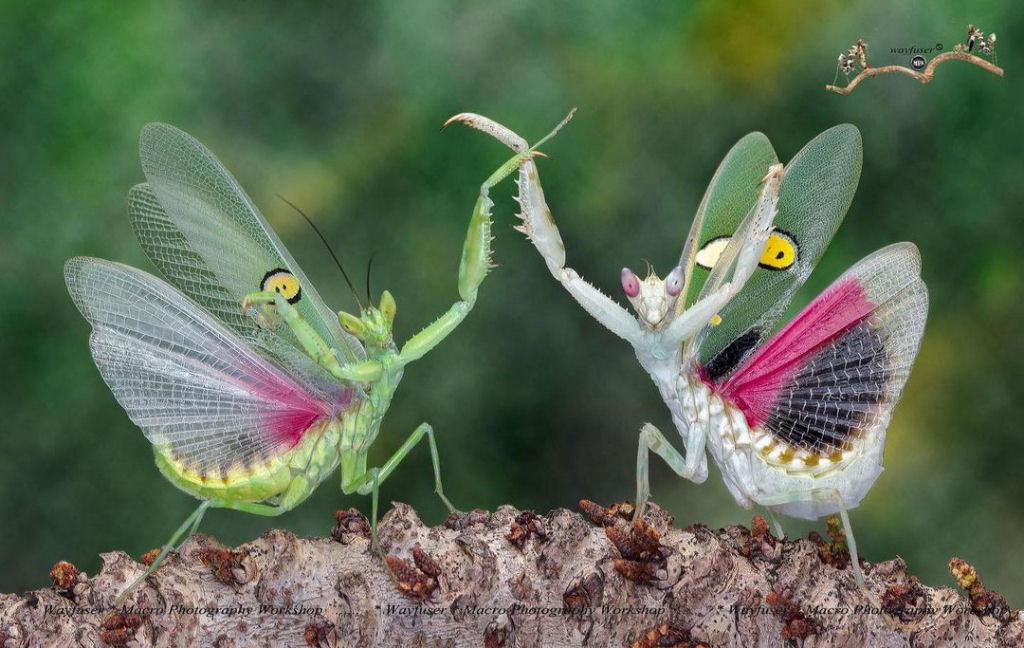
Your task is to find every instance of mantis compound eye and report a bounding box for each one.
[379,290,396,322]
[338,311,366,338]
[621,268,640,298]
[665,265,684,296]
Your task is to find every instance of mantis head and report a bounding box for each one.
[621,265,684,330]
[338,290,397,347]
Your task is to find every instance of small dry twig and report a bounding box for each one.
[578,499,635,526]
[197,547,256,586]
[99,612,144,646]
[809,514,860,571]
[331,507,370,544]
[607,520,671,584]
[827,25,1003,95]
[628,622,708,648]
[304,619,338,648]
[49,561,78,590]
[882,577,927,622]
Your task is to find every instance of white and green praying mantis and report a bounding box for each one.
[450,113,928,587]
[65,120,563,602]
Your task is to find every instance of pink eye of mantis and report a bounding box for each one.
[621,268,640,297]
[665,265,684,296]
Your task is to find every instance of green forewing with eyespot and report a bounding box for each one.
[688,125,863,373]
[133,123,365,364]
[128,182,360,399]
[680,132,779,307]
[128,183,252,335]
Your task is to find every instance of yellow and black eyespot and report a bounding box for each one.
[261,268,302,304]
[758,230,797,270]
[696,230,798,273]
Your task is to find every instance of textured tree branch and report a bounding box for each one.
[1,502,1020,647]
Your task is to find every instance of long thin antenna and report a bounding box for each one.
[276,194,363,311]
[365,251,378,308]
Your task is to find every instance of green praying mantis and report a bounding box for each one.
[66,118,568,603]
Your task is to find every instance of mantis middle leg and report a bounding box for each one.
[765,509,786,538]
[341,422,455,552]
[635,422,708,519]
[114,500,213,605]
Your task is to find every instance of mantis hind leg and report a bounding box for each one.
[114,494,302,605]
[365,468,399,586]
[835,502,862,587]
[114,500,212,605]
[753,488,865,588]
[368,467,386,565]
[765,508,786,538]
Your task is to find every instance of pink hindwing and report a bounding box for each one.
[65,257,354,477]
[704,243,927,458]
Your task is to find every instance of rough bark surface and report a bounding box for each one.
[1,502,1020,648]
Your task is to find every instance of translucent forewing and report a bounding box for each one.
[680,132,778,307]
[65,257,353,475]
[693,125,863,376]
[128,183,251,335]
[134,123,365,364]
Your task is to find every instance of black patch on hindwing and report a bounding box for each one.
[704,328,763,382]
[763,323,889,453]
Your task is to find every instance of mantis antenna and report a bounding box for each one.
[276,193,364,311]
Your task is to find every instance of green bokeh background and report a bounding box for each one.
[2,2,1021,604]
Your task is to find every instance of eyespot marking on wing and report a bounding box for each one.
[759,230,797,270]
[694,230,798,272]
[261,268,302,304]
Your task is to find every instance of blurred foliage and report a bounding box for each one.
[1,0,1021,605]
